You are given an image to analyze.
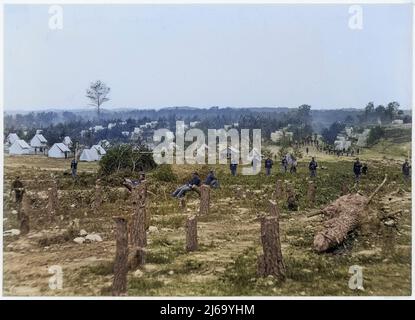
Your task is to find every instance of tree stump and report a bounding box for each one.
[129,247,146,269]
[307,181,316,206]
[93,179,102,214]
[286,186,298,211]
[199,185,210,215]
[257,216,286,280]
[112,216,129,296]
[185,215,198,252]
[47,182,58,222]
[275,180,283,201]
[19,193,31,235]
[341,183,349,196]
[268,200,279,217]
[180,198,187,211]
[129,182,147,269]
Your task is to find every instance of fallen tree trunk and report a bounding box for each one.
[313,175,387,252]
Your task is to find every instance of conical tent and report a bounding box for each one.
[80,148,99,162]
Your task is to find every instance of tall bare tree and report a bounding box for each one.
[86,80,110,117]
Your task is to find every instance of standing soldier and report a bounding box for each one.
[11,176,25,205]
[306,147,309,155]
[281,156,288,173]
[353,158,363,182]
[230,160,238,176]
[290,157,297,174]
[71,158,78,178]
[264,157,273,176]
[402,159,411,181]
[309,157,318,178]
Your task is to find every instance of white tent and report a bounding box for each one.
[92,145,106,159]
[80,149,99,162]
[9,140,31,155]
[219,146,240,159]
[48,143,71,158]
[63,136,72,146]
[7,133,19,145]
[30,134,48,154]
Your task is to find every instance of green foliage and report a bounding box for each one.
[321,121,345,145]
[367,126,385,146]
[152,164,177,182]
[99,144,156,175]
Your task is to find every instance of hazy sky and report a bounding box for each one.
[4,4,413,111]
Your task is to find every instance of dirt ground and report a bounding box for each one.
[2,146,412,296]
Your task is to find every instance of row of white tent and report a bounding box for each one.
[9,139,106,162]
[7,132,106,161]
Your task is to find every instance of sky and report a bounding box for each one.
[3,4,413,111]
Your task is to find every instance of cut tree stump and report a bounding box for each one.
[275,180,283,201]
[257,216,286,280]
[199,185,210,215]
[186,215,198,252]
[93,179,102,214]
[268,200,279,217]
[47,181,58,222]
[130,182,147,247]
[112,216,129,296]
[19,193,31,235]
[307,181,316,206]
[180,198,187,211]
[129,247,146,269]
[341,183,349,195]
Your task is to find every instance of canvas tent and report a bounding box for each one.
[48,143,71,158]
[92,145,106,159]
[80,149,99,162]
[7,133,19,145]
[219,146,240,160]
[63,136,72,146]
[30,133,48,153]
[9,140,31,155]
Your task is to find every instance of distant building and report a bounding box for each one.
[91,145,107,159]
[121,131,130,137]
[219,146,240,159]
[93,125,104,132]
[9,140,31,155]
[392,119,404,125]
[270,130,293,143]
[356,129,371,147]
[48,143,71,158]
[345,127,353,137]
[63,136,72,146]
[30,133,48,153]
[6,133,19,145]
[98,139,110,148]
[108,123,116,129]
[190,121,200,128]
[80,148,99,162]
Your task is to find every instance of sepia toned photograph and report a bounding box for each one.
[1,1,413,298]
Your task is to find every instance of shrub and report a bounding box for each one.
[152,164,177,182]
[367,126,385,146]
[99,144,156,175]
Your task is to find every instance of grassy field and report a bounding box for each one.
[2,144,412,296]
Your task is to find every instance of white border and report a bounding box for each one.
[0,0,413,300]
